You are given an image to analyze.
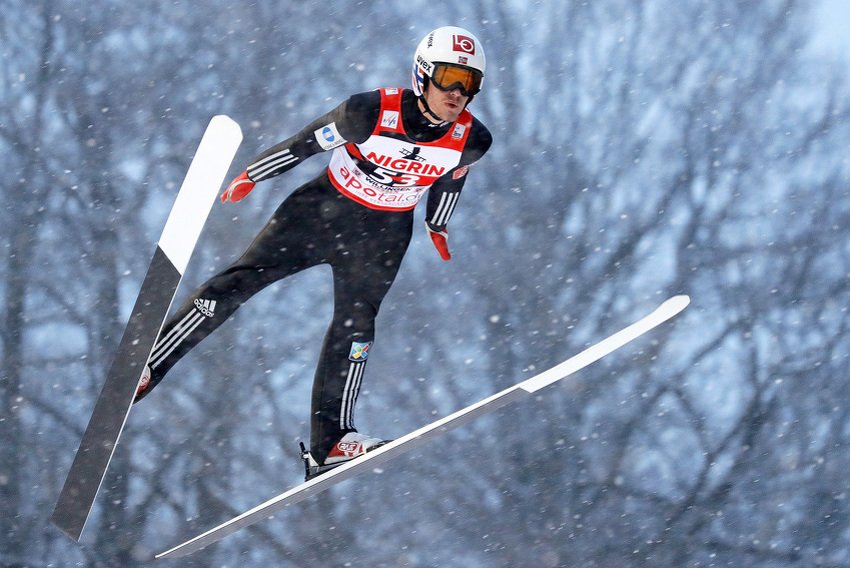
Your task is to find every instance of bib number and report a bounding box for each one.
[370,167,419,187]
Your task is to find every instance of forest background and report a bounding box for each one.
[2,1,850,567]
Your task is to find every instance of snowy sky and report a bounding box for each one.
[811,0,850,57]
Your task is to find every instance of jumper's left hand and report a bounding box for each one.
[426,224,451,261]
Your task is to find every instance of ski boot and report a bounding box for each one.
[134,364,152,402]
[300,432,391,481]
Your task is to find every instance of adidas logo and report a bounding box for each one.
[194,298,216,318]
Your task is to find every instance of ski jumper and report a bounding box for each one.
[139,88,492,462]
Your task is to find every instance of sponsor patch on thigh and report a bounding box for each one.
[348,341,372,361]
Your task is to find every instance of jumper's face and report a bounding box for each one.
[421,82,469,124]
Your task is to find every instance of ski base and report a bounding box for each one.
[156,295,689,559]
[51,247,181,540]
[51,115,242,541]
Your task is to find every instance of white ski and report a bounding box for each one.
[156,295,690,559]
[52,116,243,542]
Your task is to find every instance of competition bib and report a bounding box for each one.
[327,88,472,211]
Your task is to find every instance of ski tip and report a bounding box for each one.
[209,114,243,138]
[661,294,690,315]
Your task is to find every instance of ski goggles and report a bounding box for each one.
[430,64,483,97]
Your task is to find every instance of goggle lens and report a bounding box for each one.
[431,65,482,96]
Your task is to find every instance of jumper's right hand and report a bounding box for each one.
[221,170,255,203]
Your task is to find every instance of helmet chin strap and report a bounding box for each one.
[417,78,451,125]
[417,94,448,125]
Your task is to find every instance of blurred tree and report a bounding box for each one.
[2,0,849,566]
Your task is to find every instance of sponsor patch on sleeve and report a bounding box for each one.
[452,165,470,180]
[314,122,347,150]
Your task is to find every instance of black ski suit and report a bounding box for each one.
[139,88,491,463]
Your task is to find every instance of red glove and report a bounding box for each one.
[220,170,255,203]
[426,224,451,261]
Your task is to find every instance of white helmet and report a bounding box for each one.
[411,26,486,99]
